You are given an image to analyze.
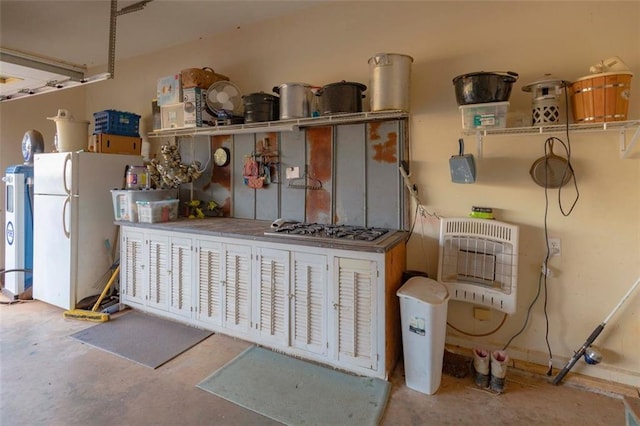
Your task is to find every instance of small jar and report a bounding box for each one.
[126,165,150,190]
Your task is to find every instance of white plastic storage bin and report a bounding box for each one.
[397,276,450,395]
[459,101,509,130]
[111,188,178,222]
[136,199,179,223]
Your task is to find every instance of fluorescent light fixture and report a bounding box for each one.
[0,47,111,102]
[0,0,153,102]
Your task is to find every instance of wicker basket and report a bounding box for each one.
[180,67,229,89]
[570,72,633,123]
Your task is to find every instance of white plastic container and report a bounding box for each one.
[459,101,509,130]
[47,109,89,152]
[111,188,178,222]
[397,276,450,395]
[136,199,179,223]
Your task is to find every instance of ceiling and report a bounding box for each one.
[0,0,326,68]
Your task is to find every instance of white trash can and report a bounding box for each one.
[397,276,450,395]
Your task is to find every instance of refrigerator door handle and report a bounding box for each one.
[63,153,72,196]
[62,195,71,238]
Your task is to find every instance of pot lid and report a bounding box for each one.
[368,53,414,63]
[243,92,279,100]
[276,82,311,88]
[322,81,367,91]
[453,71,519,84]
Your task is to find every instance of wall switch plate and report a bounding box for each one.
[286,166,300,179]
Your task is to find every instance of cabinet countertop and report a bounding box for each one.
[117,217,409,253]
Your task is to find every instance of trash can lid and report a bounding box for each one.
[396,276,449,304]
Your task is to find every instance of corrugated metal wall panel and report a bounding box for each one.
[232,133,256,219]
[170,117,407,229]
[280,130,307,222]
[254,132,280,220]
[306,127,332,224]
[211,135,233,217]
[334,124,366,226]
[366,121,402,229]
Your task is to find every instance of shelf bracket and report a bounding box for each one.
[475,131,485,158]
[620,125,640,159]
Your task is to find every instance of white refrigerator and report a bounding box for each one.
[33,152,142,310]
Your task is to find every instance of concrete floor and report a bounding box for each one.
[1,297,628,426]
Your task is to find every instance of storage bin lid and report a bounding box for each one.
[397,276,449,304]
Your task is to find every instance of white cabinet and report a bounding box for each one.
[168,236,193,318]
[120,228,192,320]
[254,247,290,346]
[121,229,145,307]
[333,257,378,371]
[193,238,253,335]
[222,243,253,335]
[146,233,170,312]
[290,251,328,356]
[195,239,223,327]
[120,224,405,379]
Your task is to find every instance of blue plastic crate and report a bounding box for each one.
[93,110,140,137]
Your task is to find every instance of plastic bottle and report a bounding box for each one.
[126,165,150,190]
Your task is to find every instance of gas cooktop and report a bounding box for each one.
[264,222,397,246]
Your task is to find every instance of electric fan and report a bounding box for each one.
[437,218,519,314]
[206,80,244,121]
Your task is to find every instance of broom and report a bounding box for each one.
[63,264,120,322]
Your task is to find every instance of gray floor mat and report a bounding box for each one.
[70,310,213,369]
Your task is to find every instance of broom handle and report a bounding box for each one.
[92,265,120,312]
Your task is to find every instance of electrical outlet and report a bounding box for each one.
[473,307,491,321]
[549,238,561,256]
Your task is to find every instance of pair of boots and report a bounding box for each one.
[472,348,509,393]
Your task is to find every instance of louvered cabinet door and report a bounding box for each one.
[334,257,378,370]
[146,234,170,312]
[222,243,252,334]
[121,229,146,307]
[255,247,290,345]
[195,239,223,326]
[291,252,328,356]
[169,237,192,318]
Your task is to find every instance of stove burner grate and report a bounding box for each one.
[267,222,396,244]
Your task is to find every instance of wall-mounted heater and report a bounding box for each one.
[437,218,519,314]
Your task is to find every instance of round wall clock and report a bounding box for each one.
[214,147,230,167]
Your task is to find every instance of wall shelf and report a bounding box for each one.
[149,110,409,139]
[464,120,640,159]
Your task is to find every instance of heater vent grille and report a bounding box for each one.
[438,218,519,314]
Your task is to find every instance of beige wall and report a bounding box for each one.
[0,87,86,283]
[1,1,638,386]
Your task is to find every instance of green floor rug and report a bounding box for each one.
[197,346,390,425]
